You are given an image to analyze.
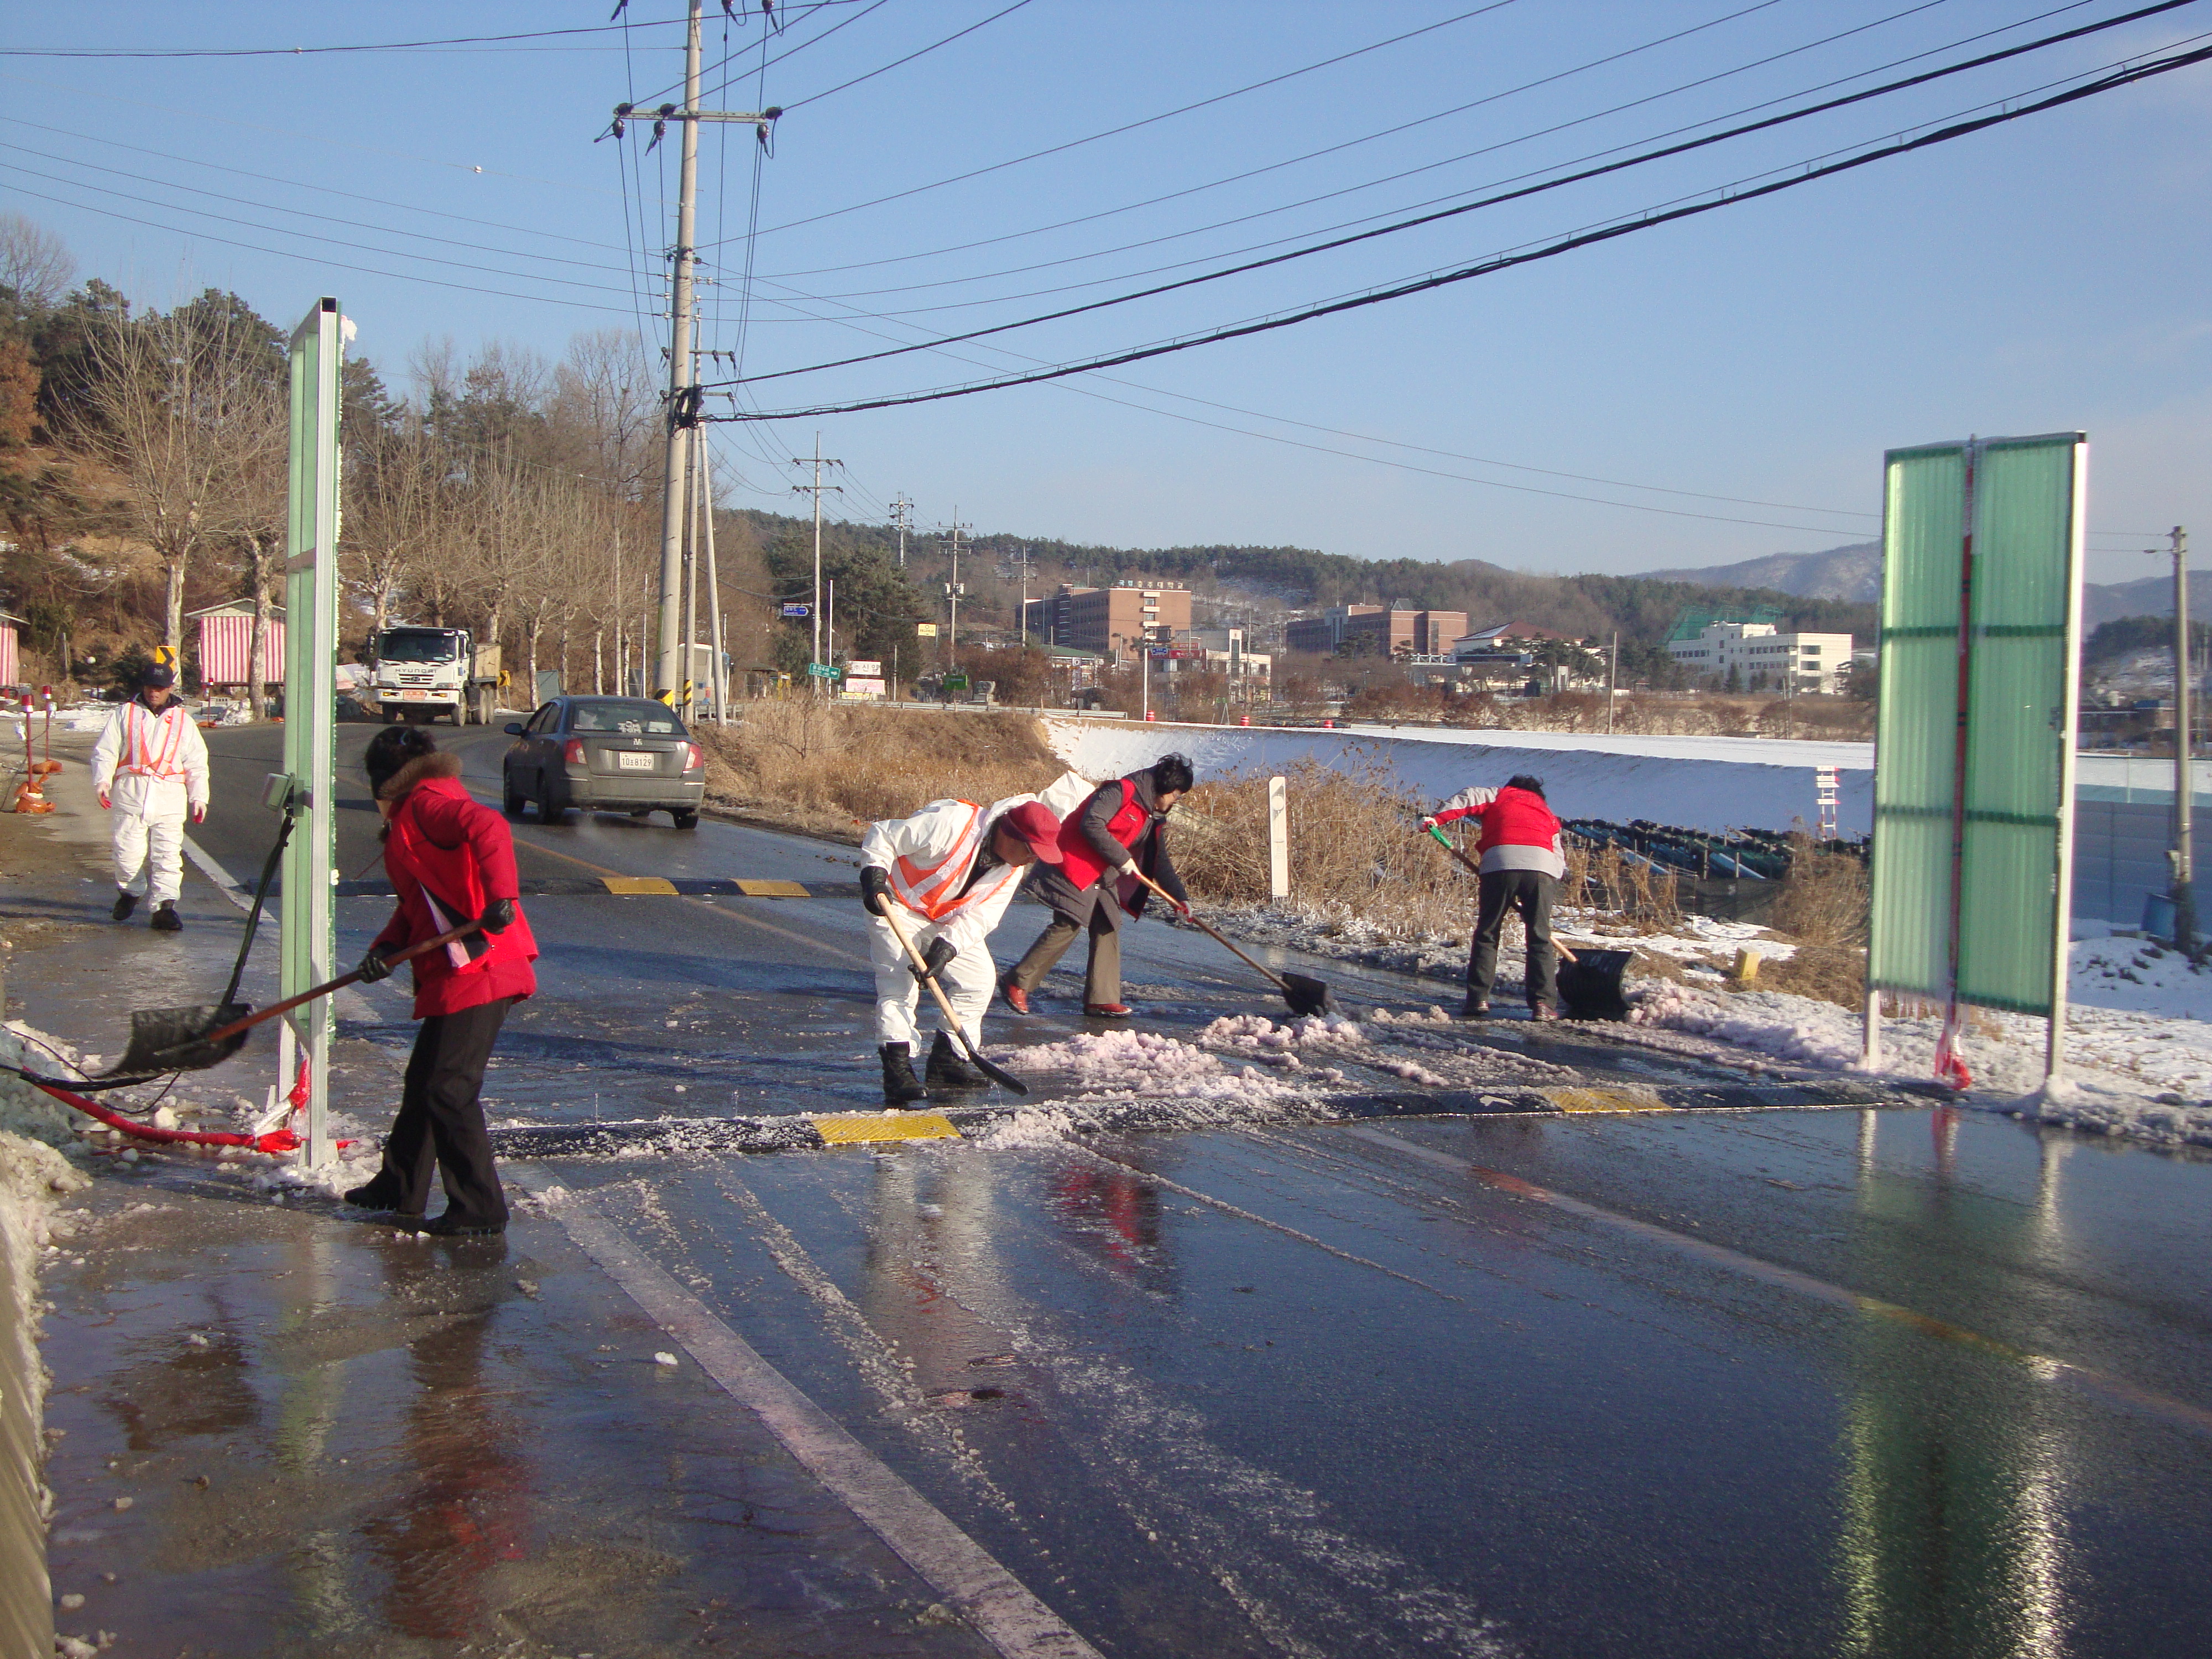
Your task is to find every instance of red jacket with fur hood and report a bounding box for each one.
[371,751,539,1017]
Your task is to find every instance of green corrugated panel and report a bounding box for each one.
[1956,437,2078,1016]
[1868,446,1966,997]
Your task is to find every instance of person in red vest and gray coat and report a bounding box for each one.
[1421,774,1565,1021]
[1003,754,1193,1019]
[345,726,539,1235]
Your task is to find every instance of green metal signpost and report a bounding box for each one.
[278,299,345,1166]
[1865,432,2085,1093]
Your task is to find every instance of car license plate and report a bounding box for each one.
[401,690,427,701]
[617,750,655,771]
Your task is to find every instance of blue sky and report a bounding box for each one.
[4,1,2208,583]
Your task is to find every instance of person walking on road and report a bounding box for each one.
[1003,753,1194,1020]
[91,662,208,933]
[860,794,1068,1103]
[346,726,539,1236]
[1421,773,1566,1020]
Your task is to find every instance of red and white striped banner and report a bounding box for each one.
[196,614,284,686]
[0,625,16,687]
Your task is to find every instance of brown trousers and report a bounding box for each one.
[1006,903,1123,1006]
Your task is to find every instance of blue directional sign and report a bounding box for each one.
[781,603,812,618]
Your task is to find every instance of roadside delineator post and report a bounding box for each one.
[1267,775,1290,902]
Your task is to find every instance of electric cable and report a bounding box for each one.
[778,0,1037,113]
[710,2,2209,387]
[702,39,2212,420]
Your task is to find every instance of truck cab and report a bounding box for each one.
[370,626,502,724]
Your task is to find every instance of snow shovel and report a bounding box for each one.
[1130,869,1332,1018]
[94,920,485,1082]
[878,904,1029,1097]
[1423,823,1629,1020]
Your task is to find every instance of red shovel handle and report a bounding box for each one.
[195,921,483,1048]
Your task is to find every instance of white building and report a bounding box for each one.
[1668,622,1854,694]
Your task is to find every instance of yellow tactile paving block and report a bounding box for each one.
[735,878,812,898]
[601,876,679,895]
[811,1111,961,1145]
[1542,1084,1668,1114]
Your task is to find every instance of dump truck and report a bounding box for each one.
[368,626,503,724]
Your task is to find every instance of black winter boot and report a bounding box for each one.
[111,890,137,921]
[925,1029,987,1092]
[880,1042,929,1105]
[150,901,182,932]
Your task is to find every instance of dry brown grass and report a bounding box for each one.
[1176,760,1473,936]
[697,703,1065,841]
[1740,838,1870,1007]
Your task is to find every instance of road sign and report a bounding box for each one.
[846,660,881,677]
[781,603,811,618]
[806,662,839,677]
[942,672,969,691]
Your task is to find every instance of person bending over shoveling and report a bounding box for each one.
[91,662,207,933]
[1003,753,1193,1019]
[345,726,540,1236]
[1421,773,1565,1021]
[861,794,1067,1104]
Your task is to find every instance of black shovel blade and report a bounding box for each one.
[1558,951,1633,1022]
[1280,973,1332,1018]
[972,1050,1030,1098]
[100,1002,254,1078]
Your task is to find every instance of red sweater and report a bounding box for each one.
[372,755,539,1018]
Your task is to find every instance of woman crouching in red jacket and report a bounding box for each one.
[346,726,539,1235]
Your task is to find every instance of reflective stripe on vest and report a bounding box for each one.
[891,802,997,921]
[119,703,190,781]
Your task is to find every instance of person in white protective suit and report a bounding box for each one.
[858,794,1069,1104]
[90,662,209,932]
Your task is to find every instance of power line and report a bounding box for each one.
[704,38,2212,419]
[713,1,2208,387]
[779,0,1039,113]
[0,20,693,59]
[748,1,1530,237]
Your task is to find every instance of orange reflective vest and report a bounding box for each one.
[118,702,192,780]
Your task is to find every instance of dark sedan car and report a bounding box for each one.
[502,696,707,827]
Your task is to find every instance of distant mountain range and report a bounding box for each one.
[1644,543,1883,603]
[1647,543,2210,629]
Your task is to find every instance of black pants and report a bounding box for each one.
[380,998,513,1223]
[1469,870,1558,1010]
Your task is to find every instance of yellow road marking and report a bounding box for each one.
[1542,1085,1667,1114]
[811,1111,961,1145]
[735,878,811,898]
[602,875,679,895]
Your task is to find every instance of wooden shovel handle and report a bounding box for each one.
[195,921,483,1048]
[1127,868,1297,994]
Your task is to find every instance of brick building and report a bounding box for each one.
[1020,583,1192,659]
[1284,605,1468,657]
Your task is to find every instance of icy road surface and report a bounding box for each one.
[159,724,2212,1658]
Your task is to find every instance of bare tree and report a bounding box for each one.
[0,213,72,310]
[77,295,283,658]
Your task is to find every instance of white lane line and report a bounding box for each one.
[181,831,383,1024]
[509,1165,1102,1659]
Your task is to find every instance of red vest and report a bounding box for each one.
[1057,779,1148,890]
[1472,786,1561,857]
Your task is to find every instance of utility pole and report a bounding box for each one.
[605,0,776,701]
[790,432,842,690]
[2172,525,2195,950]
[1016,544,1031,649]
[890,494,914,568]
[700,439,727,722]
[943,509,970,664]
[1608,630,1619,735]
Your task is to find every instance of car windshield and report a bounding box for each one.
[568,700,684,735]
[378,630,459,664]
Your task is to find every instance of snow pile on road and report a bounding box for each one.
[1001,1027,1333,1104]
[1199,1012,1455,1087]
[1631,983,1860,1070]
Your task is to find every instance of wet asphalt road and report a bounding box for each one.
[167,722,2212,1657]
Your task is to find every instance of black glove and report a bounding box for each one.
[478,897,516,935]
[356,948,393,984]
[860,866,893,917]
[908,935,957,984]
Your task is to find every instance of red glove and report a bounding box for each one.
[191,804,207,824]
[98,794,111,810]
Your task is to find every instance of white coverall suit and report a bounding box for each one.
[90,698,210,906]
[862,794,1045,1051]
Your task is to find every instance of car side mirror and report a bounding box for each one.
[503,722,524,735]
